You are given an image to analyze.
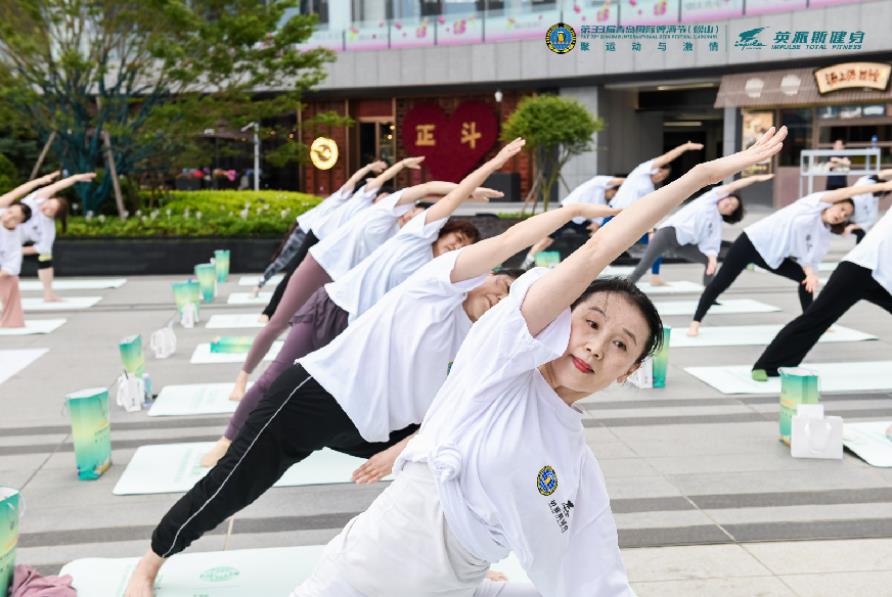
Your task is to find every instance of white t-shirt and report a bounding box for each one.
[324,211,446,321]
[20,194,56,256]
[561,175,614,225]
[308,190,411,280]
[850,175,880,231]
[398,268,633,597]
[300,249,486,443]
[0,212,23,277]
[297,186,353,235]
[745,193,832,270]
[609,159,657,210]
[310,184,378,239]
[659,189,727,257]
[845,208,892,296]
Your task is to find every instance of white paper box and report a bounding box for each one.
[791,405,843,460]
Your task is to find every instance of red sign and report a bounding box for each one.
[401,101,498,182]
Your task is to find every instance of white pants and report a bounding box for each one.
[291,463,540,597]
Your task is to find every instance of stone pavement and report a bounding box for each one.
[2,213,891,596]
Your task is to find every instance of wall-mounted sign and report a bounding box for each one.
[310,137,338,170]
[814,62,891,95]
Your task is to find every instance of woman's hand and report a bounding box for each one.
[401,156,426,170]
[490,138,526,169]
[802,273,821,294]
[706,256,718,276]
[37,171,61,185]
[471,187,504,202]
[367,160,387,174]
[352,444,401,484]
[699,127,788,185]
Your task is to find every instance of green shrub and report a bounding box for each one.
[67,189,321,237]
[0,153,17,194]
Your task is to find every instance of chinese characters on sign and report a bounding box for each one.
[814,63,892,94]
[579,24,719,53]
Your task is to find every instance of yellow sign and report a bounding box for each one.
[460,122,481,149]
[415,124,436,146]
[310,137,338,170]
[814,62,891,95]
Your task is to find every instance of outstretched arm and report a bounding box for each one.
[365,156,425,192]
[31,172,95,201]
[340,161,387,194]
[651,141,704,169]
[717,173,773,195]
[520,127,788,336]
[0,171,61,207]
[607,177,625,187]
[823,180,892,203]
[396,181,503,206]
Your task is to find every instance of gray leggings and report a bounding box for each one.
[628,227,714,286]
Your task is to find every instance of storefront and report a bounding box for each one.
[715,61,892,206]
[298,90,536,200]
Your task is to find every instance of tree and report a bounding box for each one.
[0,0,342,214]
[501,94,603,212]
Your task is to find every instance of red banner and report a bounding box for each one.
[401,101,498,182]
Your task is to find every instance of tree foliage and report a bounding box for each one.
[500,94,603,211]
[0,0,343,212]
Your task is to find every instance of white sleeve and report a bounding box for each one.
[448,268,571,394]
[35,217,56,256]
[698,227,722,258]
[1,230,23,276]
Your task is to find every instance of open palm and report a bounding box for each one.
[701,127,787,185]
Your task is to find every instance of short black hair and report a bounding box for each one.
[493,267,525,281]
[829,198,855,235]
[14,202,33,223]
[375,184,395,196]
[438,219,481,244]
[721,193,745,224]
[571,277,664,364]
[416,201,434,209]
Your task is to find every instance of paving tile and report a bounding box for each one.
[631,576,797,596]
[744,538,892,575]
[779,571,892,597]
[623,544,772,582]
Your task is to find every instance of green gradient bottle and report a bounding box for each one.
[652,327,672,388]
[214,249,231,283]
[194,263,217,303]
[210,336,254,353]
[119,334,145,377]
[66,388,112,480]
[534,251,561,268]
[779,367,820,445]
[0,488,20,596]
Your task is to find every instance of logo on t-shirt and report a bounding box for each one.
[548,499,570,533]
[537,466,558,496]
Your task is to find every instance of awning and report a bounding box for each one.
[715,66,892,108]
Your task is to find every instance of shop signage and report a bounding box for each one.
[310,137,338,170]
[401,101,498,182]
[814,62,891,94]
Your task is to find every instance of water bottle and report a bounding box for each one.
[142,373,154,407]
[871,134,878,147]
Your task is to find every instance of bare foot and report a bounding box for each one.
[229,372,249,401]
[200,436,232,468]
[251,286,261,298]
[258,314,269,324]
[124,550,164,597]
[687,321,700,337]
[649,275,667,286]
[485,569,508,582]
[43,294,64,302]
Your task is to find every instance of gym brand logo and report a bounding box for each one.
[537,465,558,496]
[546,23,576,54]
[199,566,240,583]
[548,499,575,533]
[735,27,766,50]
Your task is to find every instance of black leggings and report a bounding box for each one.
[150,364,417,558]
[262,231,319,318]
[753,261,892,376]
[693,232,814,322]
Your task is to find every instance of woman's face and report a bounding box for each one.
[1,206,25,229]
[546,292,651,400]
[41,198,62,218]
[461,274,513,321]
[432,230,472,257]
[822,202,853,225]
[718,196,740,216]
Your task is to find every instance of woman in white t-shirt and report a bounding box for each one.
[842,169,892,244]
[687,180,892,337]
[627,174,771,286]
[753,205,892,380]
[285,130,789,597]
[557,175,624,235]
[0,171,95,302]
[0,203,33,328]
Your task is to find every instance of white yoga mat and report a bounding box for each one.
[238,274,283,287]
[843,421,892,467]
[148,383,254,416]
[22,296,101,311]
[0,319,65,335]
[685,361,892,395]
[61,545,530,597]
[637,280,704,295]
[599,265,634,277]
[205,313,264,329]
[189,342,281,365]
[0,348,48,385]
[113,442,390,495]
[19,277,126,291]
[670,324,875,348]
[654,299,781,316]
[227,292,272,305]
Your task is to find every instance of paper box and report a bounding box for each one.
[172,280,201,318]
[119,334,145,377]
[0,488,20,597]
[67,387,112,480]
[194,263,217,303]
[791,404,843,460]
[779,367,820,445]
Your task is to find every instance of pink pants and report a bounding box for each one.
[0,276,25,328]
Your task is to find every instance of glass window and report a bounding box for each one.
[778,108,812,167]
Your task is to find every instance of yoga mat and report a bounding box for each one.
[205,313,264,329]
[653,299,781,316]
[636,281,704,294]
[19,277,126,291]
[148,383,254,416]
[238,274,283,287]
[755,262,837,274]
[112,443,391,495]
[227,292,272,305]
[670,324,875,348]
[189,342,281,364]
[0,319,65,335]
[0,348,48,385]
[685,361,892,395]
[843,421,892,467]
[21,296,101,311]
[599,265,634,277]
[61,546,530,597]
